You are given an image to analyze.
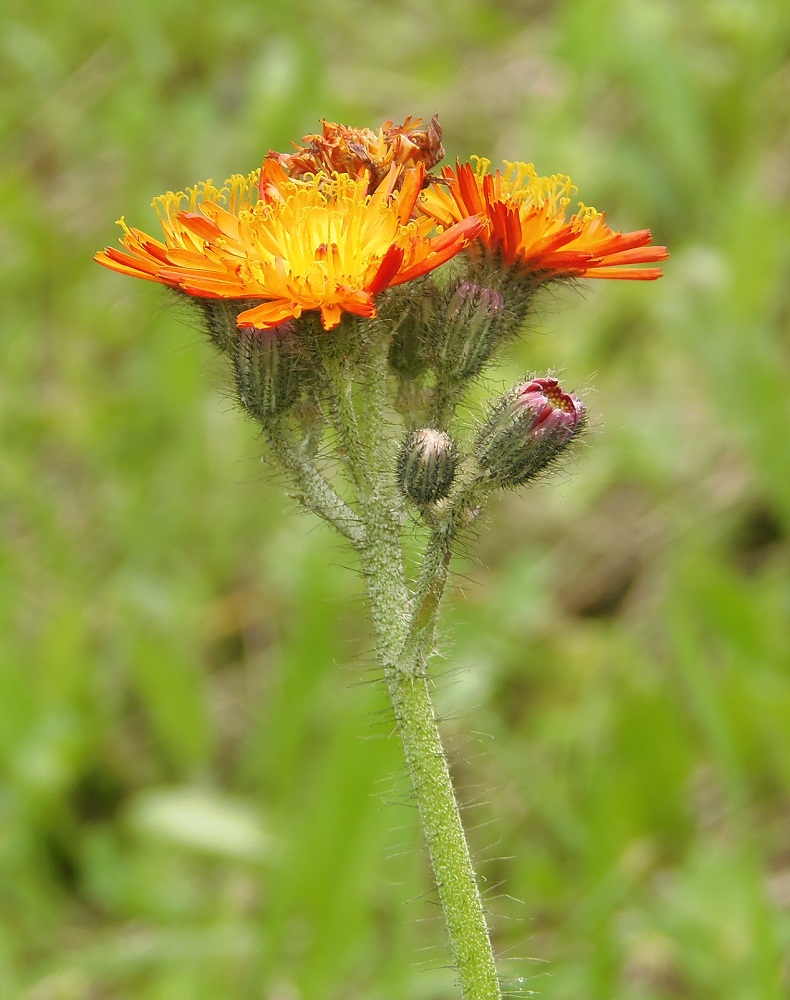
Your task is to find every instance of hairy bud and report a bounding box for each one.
[200,299,246,355]
[398,428,458,506]
[475,377,584,487]
[431,281,506,382]
[234,325,304,422]
[386,280,441,380]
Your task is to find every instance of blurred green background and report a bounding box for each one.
[3,0,790,997]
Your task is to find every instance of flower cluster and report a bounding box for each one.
[96,117,667,334]
[95,115,667,491]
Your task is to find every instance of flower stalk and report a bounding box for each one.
[336,334,502,999]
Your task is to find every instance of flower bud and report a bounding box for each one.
[398,428,458,506]
[200,299,244,355]
[475,377,584,487]
[385,281,440,379]
[234,324,304,421]
[431,281,506,382]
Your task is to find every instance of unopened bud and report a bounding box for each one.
[234,324,304,421]
[432,281,506,382]
[200,299,244,355]
[476,377,584,487]
[398,428,458,506]
[386,281,439,379]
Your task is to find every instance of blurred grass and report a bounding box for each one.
[2,0,790,997]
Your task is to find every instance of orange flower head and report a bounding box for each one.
[94,160,483,331]
[269,116,444,193]
[420,157,669,281]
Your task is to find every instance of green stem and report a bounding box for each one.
[264,422,364,545]
[356,515,501,998]
[384,662,501,1000]
[338,335,501,1000]
[406,480,486,658]
[430,379,466,429]
[320,332,373,497]
[284,324,502,997]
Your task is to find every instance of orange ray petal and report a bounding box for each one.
[367,245,406,295]
[94,248,164,279]
[592,245,670,267]
[237,299,300,329]
[177,211,223,241]
[582,266,665,280]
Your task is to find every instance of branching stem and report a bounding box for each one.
[340,337,501,1000]
[264,421,364,545]
[266,327,502,999]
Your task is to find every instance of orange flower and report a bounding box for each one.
[94,161,482,331]
[420,158,668,280]
[269,116,444,192]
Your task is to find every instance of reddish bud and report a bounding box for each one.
[475,377,584,486]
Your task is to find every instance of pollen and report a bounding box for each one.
[544,385,575,413]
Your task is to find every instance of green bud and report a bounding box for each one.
[385,281,441,380]
[431,281,506,382]
[398,428,458,506]
[476,377,584,487]
[200,299,247,355]
[234,324,304,422]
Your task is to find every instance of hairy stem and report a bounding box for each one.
[264,422,365,544]
[361,537,501,998]
[405,480,486,658]
[268,325,503,998]
[342,334,501,1000]
[430,379,466,430]
[383,660,501,1000]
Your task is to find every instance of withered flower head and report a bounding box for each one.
[269,115,445,193]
